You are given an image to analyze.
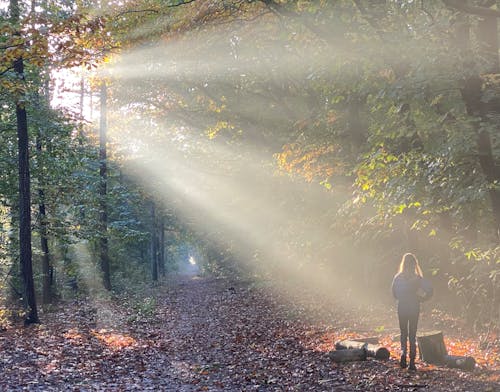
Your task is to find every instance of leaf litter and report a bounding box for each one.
[0,275,498,391]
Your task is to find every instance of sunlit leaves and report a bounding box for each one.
[276,143,342,183]
[205,120,235,139]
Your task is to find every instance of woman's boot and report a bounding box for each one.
[408,345,416,371]
[400,336,407,369]
[400,353,407,368]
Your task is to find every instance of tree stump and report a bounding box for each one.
[335,340,390,360]
[444,355,476,371]
[416,331,447,364]
[328,348,367,363]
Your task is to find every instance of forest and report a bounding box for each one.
[0,0,500,390]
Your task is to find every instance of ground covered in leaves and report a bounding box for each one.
[0,274,499,391]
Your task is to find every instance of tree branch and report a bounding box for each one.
[0,65,15,77]
[113,0,199,19]
[352,0,385,36]
[259,0,339,48]
[442,0,500,18]
[113,9,160,19]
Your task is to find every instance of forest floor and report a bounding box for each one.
[0,273,499,391]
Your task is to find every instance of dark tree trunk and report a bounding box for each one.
[99,82,111,290]
[457,15,500,239]
[476,16,500,238]
[38,186,52,304]
[36,62,53,305]
[159,214,165,276]
[10,0,38,324]
[328,348,367,362]
[15,57,39,324]
[151,201,158,281]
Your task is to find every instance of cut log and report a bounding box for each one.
[444,355,476,371]
[335,340,390,360]
[328,348,367,363]
[416,331,447,364]
[350,337,380,345]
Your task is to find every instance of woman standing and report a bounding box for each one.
[391,253,432,371]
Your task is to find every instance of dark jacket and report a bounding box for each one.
[392,273,426,310]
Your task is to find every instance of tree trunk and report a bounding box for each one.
[38,187,52,305]
[99,82,111,290]
[328,348,367,362]
[444,355,476,371]
[457,15,500,238]
[159,214,165,276]
[15,62,38,324]
[11,0,39,325]
[36,49,53,305]
[416,331,447,364]
[151,201,158,281]
[335,340,390,360]
[476,15,500,238]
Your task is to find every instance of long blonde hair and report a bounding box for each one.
[398,253,423,277]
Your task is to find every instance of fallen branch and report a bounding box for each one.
[328,348,367,363]
[335,340,390,360]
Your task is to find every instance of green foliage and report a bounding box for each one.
[1,0,500,330]
[127,296,157,322]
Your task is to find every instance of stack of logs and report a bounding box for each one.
[329,337,390,362]
[328,332,476,371]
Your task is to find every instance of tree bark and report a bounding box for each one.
[99,82,111,290]
[15,62,39,323]
[36,40,53,305]
[328,348,367,362]
[416,331,447,364]
[159,214,165,276]
[11,0,39,325]
[444,355,476,371]
[151,201,158,281]
[456,15,500,239]
[38,186,52,304]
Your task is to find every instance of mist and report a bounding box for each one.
[94,6,456,315]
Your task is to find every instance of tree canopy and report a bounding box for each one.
[0,0,499,332]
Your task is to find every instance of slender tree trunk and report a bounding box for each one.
[15,60,38,323]
[36,5,53,303]
[11,0,38,324]
[38,183,52,304]
[151,201,158,281]
[99,82,111,290]
[37,125,53,304]
[159,214,165,276]
[80,75,84,118]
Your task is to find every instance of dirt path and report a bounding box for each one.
[0,275,498,391]
[153,276,351,391]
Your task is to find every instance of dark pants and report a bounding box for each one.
[398,303,419,359]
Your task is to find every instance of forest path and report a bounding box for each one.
[0,274,498,391]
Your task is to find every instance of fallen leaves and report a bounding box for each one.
[92,329,137,350]
[0,275,498,391]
